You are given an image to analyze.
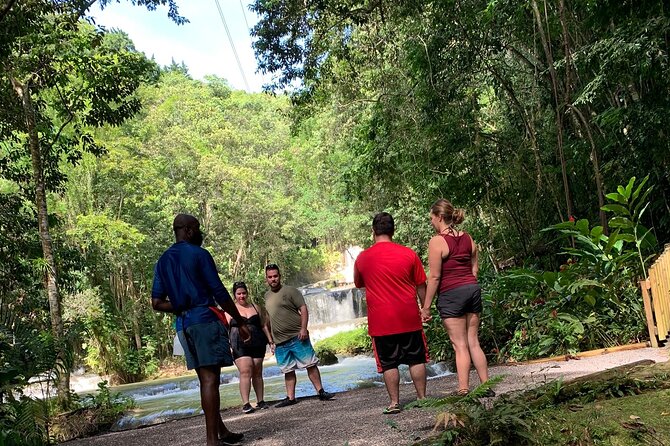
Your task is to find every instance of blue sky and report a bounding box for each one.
[90,1,272,92]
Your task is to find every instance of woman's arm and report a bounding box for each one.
[257,304,274,344]
[421,236,448,320]
[471,236,479,278]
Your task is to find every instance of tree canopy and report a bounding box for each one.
[2,1,670,442]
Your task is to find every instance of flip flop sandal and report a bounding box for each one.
[383,404,401,414]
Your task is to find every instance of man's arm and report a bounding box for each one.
[152,298,175,313]
[200,251,250,341]
[151,264,175,313]
[219,299,246,326]
[261,307,276,353]
[297,304,309,341]
[201,252,234,308]
[353,260,364,288]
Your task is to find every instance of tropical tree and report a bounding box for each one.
[0,0,183,404]
[250,0,670,262]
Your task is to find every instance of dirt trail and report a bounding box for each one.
[62,347,669,446]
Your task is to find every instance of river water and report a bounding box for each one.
[109,284,450,430]
[111,356,451,431]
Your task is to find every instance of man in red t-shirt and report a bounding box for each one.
[354,212,428,414]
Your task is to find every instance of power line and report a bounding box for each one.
[213,0,250,91]
[239,0,251,31]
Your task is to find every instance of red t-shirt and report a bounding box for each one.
[354,241,427,336]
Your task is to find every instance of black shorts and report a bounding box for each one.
[232,345,267,360]
[436,284,482,318]
[230,327,268,360]
[372,330,429,373]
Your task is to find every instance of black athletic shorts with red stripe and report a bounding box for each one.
[372,329,430,373]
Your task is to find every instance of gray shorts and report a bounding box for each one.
[436,284,482,318]
[177,320,233,370]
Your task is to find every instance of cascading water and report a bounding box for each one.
[101,258,454,431]
[299,286,367,342]
[301,287,367,325]
[110,358,452,431]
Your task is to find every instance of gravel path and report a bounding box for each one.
[62,346,669,446]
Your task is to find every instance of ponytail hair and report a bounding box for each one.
[452,208,465,225]
[431,198,466,226]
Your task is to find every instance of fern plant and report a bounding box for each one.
[408,376,536,445]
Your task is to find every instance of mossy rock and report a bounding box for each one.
[316,347,338,365]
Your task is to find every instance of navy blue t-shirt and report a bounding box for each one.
[151,241,232,330]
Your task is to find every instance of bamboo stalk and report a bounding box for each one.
[640,278,658,348]
[660,252,670,339]
[650,264,665,338]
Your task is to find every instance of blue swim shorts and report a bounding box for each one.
[274,336,319,373]
[177,320,233,370]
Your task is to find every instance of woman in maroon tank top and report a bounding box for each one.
[420,199,492,396]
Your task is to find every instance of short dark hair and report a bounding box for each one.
[265,263,280,273]
[173,213,199,233]
[372,212,394,237]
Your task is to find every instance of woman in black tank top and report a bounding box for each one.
[226,281,273,413]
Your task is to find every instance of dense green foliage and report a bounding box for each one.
[2,0,670,443]
[251,0,670,260]
[57,69,366,382]
[1,0,189,419]
[250,0,669,362]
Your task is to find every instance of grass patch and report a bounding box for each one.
[535,389,670,445]
[314,326,372,355]
[418,361,670,446]
[313,327,372,364]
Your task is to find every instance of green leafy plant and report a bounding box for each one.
[601,175,657,278]
[80,380,134,417]
[410,377,535,445]
[474,177,656,362]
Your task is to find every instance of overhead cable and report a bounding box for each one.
[239,0,251,30]
[213,0,250,91]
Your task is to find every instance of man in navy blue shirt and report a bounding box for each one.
[152,214,250,446]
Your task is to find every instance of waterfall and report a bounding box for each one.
[302,287,367,325]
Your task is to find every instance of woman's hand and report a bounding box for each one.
[238,323,251,343]
[420,307,432,322]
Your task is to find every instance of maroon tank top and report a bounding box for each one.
[439,232,478,293]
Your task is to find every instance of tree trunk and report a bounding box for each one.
[568,105,608,232]
[128,268,142,351]
[531,0,574,220]
[10,76,70,405]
